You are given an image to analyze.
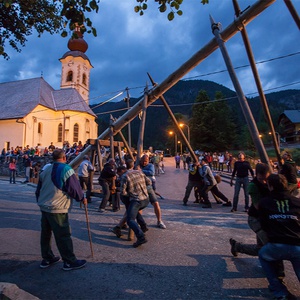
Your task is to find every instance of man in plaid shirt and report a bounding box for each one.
[121,159,151,247]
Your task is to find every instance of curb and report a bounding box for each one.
[0,282,39,300]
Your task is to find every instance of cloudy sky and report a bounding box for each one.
[0,0,299,105]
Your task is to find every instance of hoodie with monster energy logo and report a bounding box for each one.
[259,190,300,246]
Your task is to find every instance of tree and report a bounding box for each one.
[190,90,237,151]
[189,90,210,149]
[0,0,99,59]
[134,0,209,21]
[1,0,209,59]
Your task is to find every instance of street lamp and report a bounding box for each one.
[178,141,182,154]
[179,123,190,144]
[169,131,178,155]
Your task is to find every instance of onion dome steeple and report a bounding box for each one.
[59,27,93,105]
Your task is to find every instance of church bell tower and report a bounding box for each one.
[59,27,93,105]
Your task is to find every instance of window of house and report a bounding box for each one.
[58,123,63,142]
[73,123,79,142]
[67,71,73,82]
[38,122,43,134]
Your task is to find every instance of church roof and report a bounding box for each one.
[0,77,96,120]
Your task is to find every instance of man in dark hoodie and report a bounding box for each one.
[259,174,300,300]
[279,151,298,194]
[98,158,116,212]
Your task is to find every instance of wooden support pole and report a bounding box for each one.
[233,0,281,168]
[117,130,135,161]
[97,141,103,171]
[147,73,198,163]
[284,0,300,30]
[210,14,269,164]
[136,86,148,166]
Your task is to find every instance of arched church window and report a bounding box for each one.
[73,123,79,143]
[67,71,73,82]
[82,73,87,85]
[38,122,43,134]
[58,123,63,142]
[85,119,90,133]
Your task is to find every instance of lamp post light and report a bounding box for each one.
[179,123,190,144]
[169,131,177,155]
[178,141,182,155]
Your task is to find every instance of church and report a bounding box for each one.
[0,27,98,151]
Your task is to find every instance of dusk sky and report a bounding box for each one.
[0,0,299,105]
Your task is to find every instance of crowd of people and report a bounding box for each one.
[4,143,299,298]
[0,140,89,163]
[176,151,234,173]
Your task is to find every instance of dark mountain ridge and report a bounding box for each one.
[91,79,300,149]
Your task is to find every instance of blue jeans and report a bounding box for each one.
[9,169,16,183]
[127,199,149,239]
[259,243,300,298]
[232,176,249,210]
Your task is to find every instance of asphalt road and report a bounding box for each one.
[0,157,299,300]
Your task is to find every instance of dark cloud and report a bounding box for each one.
[0,1,299,105]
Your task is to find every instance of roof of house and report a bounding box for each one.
[0,77,96,120]
[279,110,300,124]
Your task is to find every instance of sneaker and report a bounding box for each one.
[40,256,61,269]
[183,201,187,206]
[230,208,237,212]
[133,237,148,248]
[157,221,166,229]
[160,195,165,199]
[193,199,200,203]
[112,226,122,238]
[63,259,87,271]
[202,203,212,208]
[216,200,222,204]
[223,201,232,207]
[98,208,106,213]
[229,238,238,257]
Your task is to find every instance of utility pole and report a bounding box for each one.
[124,87,132,149]
[210,14,269,165]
